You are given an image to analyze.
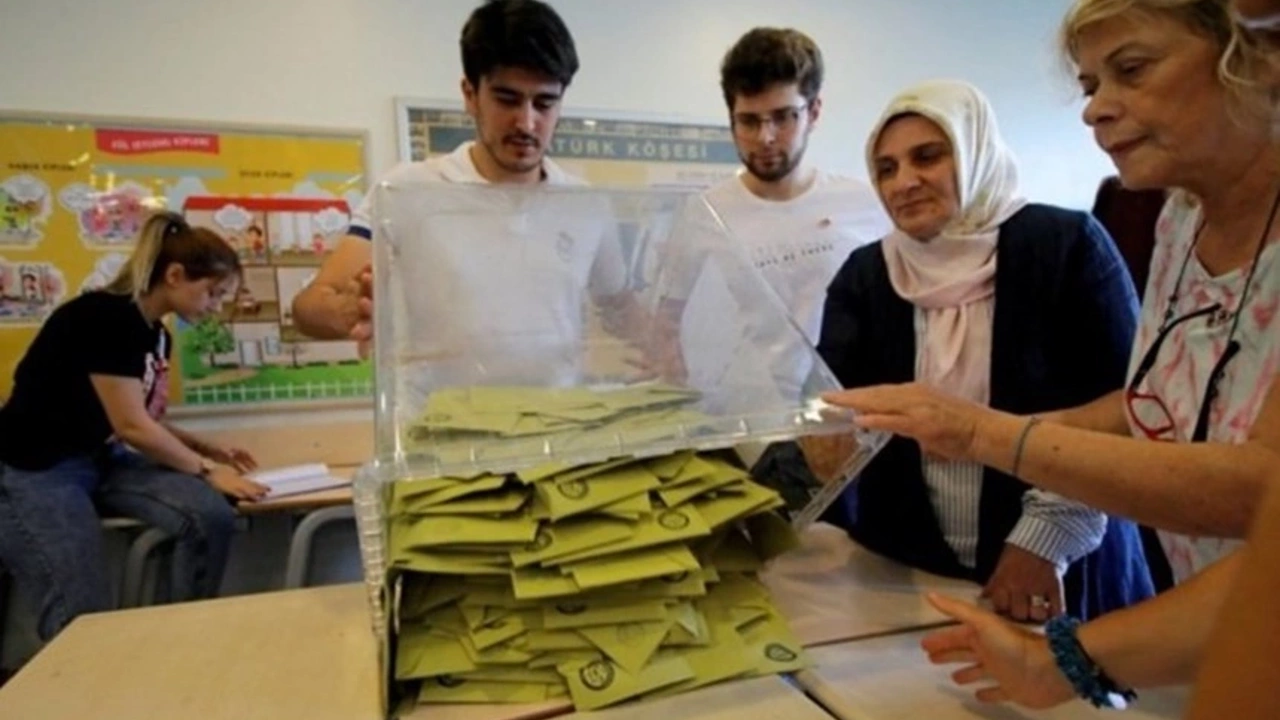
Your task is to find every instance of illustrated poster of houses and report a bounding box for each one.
[267,201,349,266]
[178,195,365,405]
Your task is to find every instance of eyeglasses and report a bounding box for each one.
[1125,189,1278,443]
[1124,302,1240,442]
[732,103,808,137]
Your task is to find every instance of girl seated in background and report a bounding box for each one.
[0,210,267,644]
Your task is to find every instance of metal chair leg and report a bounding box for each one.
[284,506,355,589]
[121,527,172,608]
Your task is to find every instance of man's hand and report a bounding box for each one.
[621,299,688,383]
[345,264,373,342]
[797,432,861,484]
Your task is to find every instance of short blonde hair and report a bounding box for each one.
[1060,0,1272,118]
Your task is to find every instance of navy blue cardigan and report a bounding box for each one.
[818,203,1155,620]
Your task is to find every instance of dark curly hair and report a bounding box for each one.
[720,27,824,110]
[460,0,580,88]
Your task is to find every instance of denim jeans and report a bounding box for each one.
[0,444,236,641]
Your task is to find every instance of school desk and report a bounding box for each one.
[0,528,1010,720]
[761,522,979,647]
[794,628,1189,720]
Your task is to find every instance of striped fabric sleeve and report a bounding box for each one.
[1007,489,1108,572]
[921,457,983,569]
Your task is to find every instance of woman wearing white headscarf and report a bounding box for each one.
[815,79,1154,621]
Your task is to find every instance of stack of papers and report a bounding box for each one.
[386,449,812,711]
[246,463,347,499]
[401,383,715,467]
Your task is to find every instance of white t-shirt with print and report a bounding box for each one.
[678,170,889,401]
[704,171,889,342]
[1127,193,1280,583]
[349,141,627,388]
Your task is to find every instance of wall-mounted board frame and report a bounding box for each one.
[393,97,741,189]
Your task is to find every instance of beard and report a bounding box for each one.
[741,142,805,183]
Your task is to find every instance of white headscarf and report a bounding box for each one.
[866,79,1027,405]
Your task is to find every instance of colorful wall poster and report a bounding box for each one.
[0,257,66,323]
[0,113,370,409]
[395,99,742,189]
[0,174,54,246]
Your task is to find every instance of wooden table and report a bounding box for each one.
[0,583,839,720]
[794,629,1189,720]
[560,676,831,719]
[0,583,584,720]
[1,526,1134,720]
[399,698,571,720]
[0,584,382,720]
[761,523,979,647]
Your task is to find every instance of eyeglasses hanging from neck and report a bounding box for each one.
[1125,188,1280,443]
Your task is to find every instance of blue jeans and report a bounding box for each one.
[0,444,236,641]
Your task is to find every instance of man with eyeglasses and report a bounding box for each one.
[707,27,889,376]
[662,28,889,391]
[655,27,889,502]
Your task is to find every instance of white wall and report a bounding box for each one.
[0,0,1115,209]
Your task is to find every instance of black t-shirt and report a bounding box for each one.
[0,291,170,471]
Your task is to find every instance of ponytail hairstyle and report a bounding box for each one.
[105,211,241,301]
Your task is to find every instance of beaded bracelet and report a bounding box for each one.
[1045,615,1137,709]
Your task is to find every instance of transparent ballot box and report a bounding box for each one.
[351,180,889,716]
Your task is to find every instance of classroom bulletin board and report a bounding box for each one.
[0,112,370,412]
[394,98,742,188]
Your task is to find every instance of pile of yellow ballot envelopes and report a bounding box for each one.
[401,383,718,468]
[382,385,814,711]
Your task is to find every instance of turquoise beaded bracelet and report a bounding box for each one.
[1045,615,1138,709]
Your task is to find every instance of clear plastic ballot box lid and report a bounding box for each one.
[360,179,886,481]
[347,178,891,653]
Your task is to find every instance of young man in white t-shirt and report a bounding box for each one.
[291,0,629,359]
[661,28,889,396]
[657,28,890,496]
[713,28,889,388]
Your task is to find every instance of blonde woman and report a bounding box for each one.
[0,211,266,643]
[880,0,1280,712]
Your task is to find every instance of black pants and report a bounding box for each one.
[749,441,822,521]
